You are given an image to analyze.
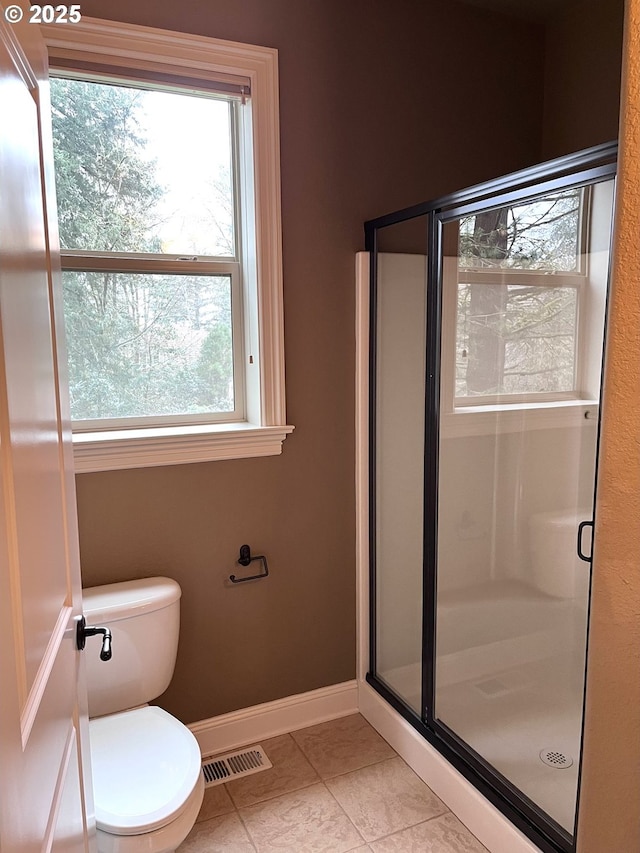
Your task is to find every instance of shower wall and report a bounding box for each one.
[378,176,612,604]
[377,268,601,601]
[374,252,596,720]
[375,253,426,701]
[438,436,497,591]
[490,426,597,586]
[438,423,597,593]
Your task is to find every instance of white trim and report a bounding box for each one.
[358,683,542,853]
[41,18,290,470]
[355,253,370,684]
[188,681,359,758]
[40,17,277,79]
[72,423,294,473]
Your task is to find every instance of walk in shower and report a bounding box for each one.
[365,143,616,853]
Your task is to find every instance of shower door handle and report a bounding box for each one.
[577,520,594,563]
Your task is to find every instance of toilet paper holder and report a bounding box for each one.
[229,544,269,583]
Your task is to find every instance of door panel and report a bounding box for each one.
[0,11,93,852]
[0,26,69,697]
[51,728,88,853]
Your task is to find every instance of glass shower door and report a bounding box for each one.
[429,174,616,838]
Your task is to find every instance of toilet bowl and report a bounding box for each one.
[83,578,204,853]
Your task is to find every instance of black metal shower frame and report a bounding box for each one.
[364,141,618,853]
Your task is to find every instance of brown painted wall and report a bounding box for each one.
[74,0,545,724]
[577,0,640,847]
[542,0,624,159]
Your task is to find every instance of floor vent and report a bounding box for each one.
[539,748,573,769]
[202,746,272,787]
[474,671,530,699]
[474,677,511,698]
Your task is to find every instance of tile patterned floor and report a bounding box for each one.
[178,713,488,852]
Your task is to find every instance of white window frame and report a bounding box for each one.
[42,17,293,472]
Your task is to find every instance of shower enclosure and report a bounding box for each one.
[365,143,616,853]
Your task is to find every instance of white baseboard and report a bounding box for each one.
[189,680,359,758]
[358,681,542,853]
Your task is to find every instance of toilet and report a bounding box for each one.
[82,577,204,853]
[528,510,591,599]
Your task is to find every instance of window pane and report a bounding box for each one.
[51,78,235,256]
[458,188,583,272]
[62,272,235,420]
[456,283,578,397]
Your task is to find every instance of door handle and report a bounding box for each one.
[577,520,594,564]
[76,615,112,661]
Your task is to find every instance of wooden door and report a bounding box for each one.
[0,10,94,852]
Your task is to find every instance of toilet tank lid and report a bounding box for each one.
[82,577,181,622]
[530,508,592,527]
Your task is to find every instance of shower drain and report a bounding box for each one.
[539,748,573,769]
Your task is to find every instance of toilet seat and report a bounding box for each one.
[90,705,202,836]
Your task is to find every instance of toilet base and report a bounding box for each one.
[95,774,204,853]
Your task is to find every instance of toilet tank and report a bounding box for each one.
[528,510,591,599]
[82,577,181,718]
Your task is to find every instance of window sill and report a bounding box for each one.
[71,422,295,473]
[441,399,598,438]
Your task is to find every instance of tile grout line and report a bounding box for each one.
[316,753,400,783]
[230,789,259,853]
[321,755,452,849]
[221,738,394,851]
[321,779,367,851]
[222,732,322,805]
[234,778,367,853]
[358,811,454,848]
[233,777,322,810]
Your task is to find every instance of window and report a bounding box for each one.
[52,76,243,427]
[42,19,292,471]
[442,187,590,412]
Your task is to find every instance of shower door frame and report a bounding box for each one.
[364,142,617,853]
